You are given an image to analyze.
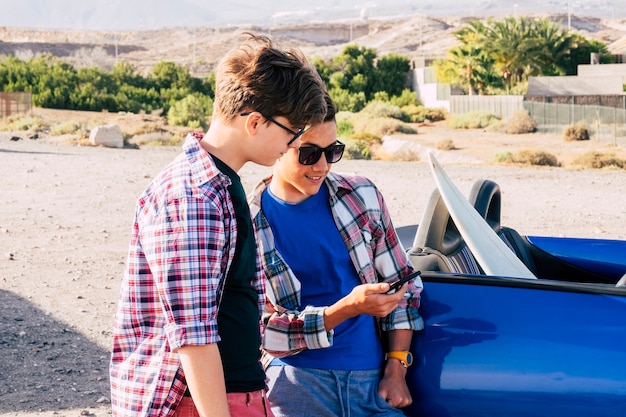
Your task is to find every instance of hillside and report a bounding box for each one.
[1,13,626,77]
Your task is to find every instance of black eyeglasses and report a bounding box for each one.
[241,112,305,145]
[298,141,345,165]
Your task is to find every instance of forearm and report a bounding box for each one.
[323,296,357,331]
[379,329,414,408]
[384,329,413,386]
[387,328,412,352]
[178,344,230,417]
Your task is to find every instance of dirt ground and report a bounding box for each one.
[1,109,625,417]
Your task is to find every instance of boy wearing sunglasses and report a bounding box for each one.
[249,94,424,416]
[109,34,327,417]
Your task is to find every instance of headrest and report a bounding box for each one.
[411,188,463,256]
[468,179,501,234]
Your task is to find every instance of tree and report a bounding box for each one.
[434,21,497,95]
[329,45,377,99]
[371,53,411,97]
[434,16,610,94]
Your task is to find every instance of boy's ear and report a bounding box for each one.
[242,112,263,136]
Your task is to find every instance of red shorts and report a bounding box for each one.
[173,390,275,417]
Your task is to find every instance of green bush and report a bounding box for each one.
[336,118,354,138]
[329,88,367,113]
[389,89,420,107]
[449,110,500,129]
[167,94,213,129]
[563,122,590,141]
[360,101,406,121]
[344,139,372,160]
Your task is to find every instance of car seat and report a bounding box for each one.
[406,179,536,275]
[406,188,482,274]
[467,179,537,273]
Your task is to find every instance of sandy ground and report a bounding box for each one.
[1,129,625,416]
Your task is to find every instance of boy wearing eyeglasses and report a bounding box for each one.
[249,94,424,416]
[109,34,327,417]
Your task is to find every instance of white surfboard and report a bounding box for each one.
[427,151,536,279]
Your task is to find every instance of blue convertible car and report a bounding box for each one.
[396,175,626,417]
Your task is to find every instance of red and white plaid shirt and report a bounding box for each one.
[109,133,266,417]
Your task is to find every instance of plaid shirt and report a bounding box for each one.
[249,172,424,363]
[110,133,266,417]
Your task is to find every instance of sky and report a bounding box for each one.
[0,0,623,31]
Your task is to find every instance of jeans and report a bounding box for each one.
[266,364,405,417]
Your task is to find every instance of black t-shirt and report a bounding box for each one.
[212,155,266,393]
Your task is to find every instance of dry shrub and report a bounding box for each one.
[351,114,417,137]
[402,105,448,123]
[572,151,626,169]
[129,122,167,136]
[50,120,90,138]
[390,149,421,162]
[495,149,560,167]
[0,114,48,132]
[504,110,537,134]
[563,122,590,141]
[436,138,455,150]
[350,131,382,145]
[373,147,420,162]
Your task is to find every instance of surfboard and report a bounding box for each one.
[427,151,536,279]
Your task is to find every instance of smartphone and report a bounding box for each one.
[384,270,421,293]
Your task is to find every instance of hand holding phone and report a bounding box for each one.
[383,270,421,294]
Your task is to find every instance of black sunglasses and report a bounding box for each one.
[298,141,345,165]
[241,112,305,145]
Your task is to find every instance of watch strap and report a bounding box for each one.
[385,350,413,368]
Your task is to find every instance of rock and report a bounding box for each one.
[89,124,124,148]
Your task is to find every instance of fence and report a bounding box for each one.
[0,92,32,118]
[450,95,524,118]
[447,94,626,147]
[523,101,626,147]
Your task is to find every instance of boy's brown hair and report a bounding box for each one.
[323,90,336,123]
[213,33,327,129]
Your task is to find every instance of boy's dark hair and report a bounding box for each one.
[323,91,336,123]
[214,33,327,129]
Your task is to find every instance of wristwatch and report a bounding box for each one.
[385,350,413,368]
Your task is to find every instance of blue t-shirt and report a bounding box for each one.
[261,183,382,370]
